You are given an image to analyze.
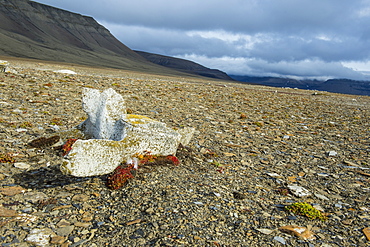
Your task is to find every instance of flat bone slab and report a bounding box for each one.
[61,114,191,177]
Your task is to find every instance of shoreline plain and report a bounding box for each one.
[0,58,369,246]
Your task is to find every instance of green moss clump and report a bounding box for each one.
[285,202,327,221]
[19,121,33,128]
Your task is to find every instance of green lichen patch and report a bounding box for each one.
[285,202,327,221]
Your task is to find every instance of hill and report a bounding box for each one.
[0,0,213,78]
[230,75,370,96]
[135,51,234,81]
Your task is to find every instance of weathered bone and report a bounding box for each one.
[60,88,194,177]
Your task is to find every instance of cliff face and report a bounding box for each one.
[0,0,174,72]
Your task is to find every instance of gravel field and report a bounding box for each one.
[0,59,369,246]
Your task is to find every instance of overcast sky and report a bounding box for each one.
[36,0,370,80]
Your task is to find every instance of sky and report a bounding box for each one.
[36,0,370,80]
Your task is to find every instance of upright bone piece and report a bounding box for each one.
[78,88,127,140]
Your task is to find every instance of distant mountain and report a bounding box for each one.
[0,0,218,78]
[230,75,370,96]
[135,51,234,81]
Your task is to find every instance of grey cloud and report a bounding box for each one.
[35,0,370,79]
[37,0,365,34]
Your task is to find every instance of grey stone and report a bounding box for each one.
[56,226,74,237]
[0,60,8,72]
[25,228,55,247]
[287,185,312,197]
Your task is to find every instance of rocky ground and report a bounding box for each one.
[0,58,369,246]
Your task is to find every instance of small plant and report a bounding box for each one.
[212,161,227,173]
[61,138,77,156]
[277,187,290,196]
[18,121,33,128]
[254,121,264,127]
[50,117,63,126]
[0,153,15,163]
[285,202,327,221]
[106,164,135,190]
[106,152,181,190]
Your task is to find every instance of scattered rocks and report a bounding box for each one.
[0,59,369,246]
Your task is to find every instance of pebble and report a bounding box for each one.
[256,228,274,235]
[23,192,48,203]
[13,162,31,169]
[314,193,329,200]
[273,236,286,245]
[363,227,370,241]
[56,226,75,237]
[287,185,312,197]
[0,186,26,196]
[25,228,55,247]
[279,225,316,240]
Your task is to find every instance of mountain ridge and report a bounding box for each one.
[230,75,370,96]
[134,51,234,81]
[0,0,220,78]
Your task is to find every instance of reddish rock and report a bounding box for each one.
[279,225,316,240]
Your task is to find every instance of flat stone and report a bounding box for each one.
[53,69,76,74]
[0,207,18,217]
[50,236,66,245]
[279,225,316,240]
[315,193,329,200]
[25,228,55,247]
[14,162,31,169]
[56,219,71,227]
[74,222,91,228]
[288,185,312,197]
[24,192,48,203]
[72,194,89,202]
[15,213,38,224]
[363,227,370,241]
[0,186,26,196]
[273,236,286,245]
[56,225,74,237]
[256,228,274,235]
